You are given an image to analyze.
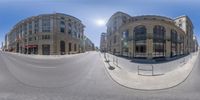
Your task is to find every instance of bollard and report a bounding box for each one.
[104,53,106,59]
[116,57,118,67]
[152,65,154,76]
[137,65,139,75]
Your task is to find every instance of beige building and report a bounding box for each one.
[100,32,107,52]
[6,13,85,55]
[84,36,95,51]
[106,11,196,59]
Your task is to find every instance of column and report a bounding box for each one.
[165,28,171,59]
[146,25,153,59]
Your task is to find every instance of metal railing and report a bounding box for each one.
[137,65,154,76]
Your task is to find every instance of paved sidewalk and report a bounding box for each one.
[104,53,192,75]
[1,51,89,59]
[101,51,199,90]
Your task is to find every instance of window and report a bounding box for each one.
[122,16,127,24]
[42,35,50,40]
[61,17,65,20]
[122,30,129,40]
[134,25,146,41]
[34,20,39,34]
[153,25,165,57]
[29,22,32,29]
[179,24,182,27]
[74,32,77,38]
[29,30,32,35]
[68,30,72,35]
[28,37,32,41]
[23,24,27,35]
[42,17,51,32]
[69,43,72,52]
[171,29,178,57]
[60,21,65,33]
[60,41,65,55]
[78,33,80,38]
[68,23,72,27]
[74,44,77,51]
[134,25,147,57]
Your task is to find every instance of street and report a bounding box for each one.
[0,51,199,100]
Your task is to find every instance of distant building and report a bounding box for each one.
[100,32,107,52]
[106,11,196,59]
[84,36,95,51]
[5,13,85,55]
[4,34,8,51]
[192,36,198,52]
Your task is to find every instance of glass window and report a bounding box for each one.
[134,25,146,41]
[42,35,50,40]
[134,25,147,57]
[153,25,165,57]
[68,30,72,35]
[60,21,65,33]
[74,44,77,51]
[122,30,129,40]
[34,20,39,34]
[42,17,51,32]
[171,29,178,57]
[28,37,32,41]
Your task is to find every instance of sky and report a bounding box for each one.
[0,0,200,47]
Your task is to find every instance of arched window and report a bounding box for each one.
[153,25,165,57]
[171,29,178,57]
[134,25,147,58]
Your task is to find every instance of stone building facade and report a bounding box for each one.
[106,11,196,59]
[6,13,85,55]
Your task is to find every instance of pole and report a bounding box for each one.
[116,57,118,67]
[152,65,154,76]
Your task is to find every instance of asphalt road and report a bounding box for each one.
[0,51,199,100]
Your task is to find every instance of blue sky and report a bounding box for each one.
[0,0,200,47]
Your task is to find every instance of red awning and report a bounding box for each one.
[25,45,38,48]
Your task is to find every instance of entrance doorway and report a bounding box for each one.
[60,41,66,55]
[68,42,72,53]
[42,44,50,55]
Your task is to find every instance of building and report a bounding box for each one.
[84,36,95,51]
[4,34,8,51]
[5,13,85,55]
[100,32,107,52]
[106,11,196,59]
[192,36,199,52]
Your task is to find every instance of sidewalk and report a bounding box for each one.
[101,51,199,90]
[1,51,89,59]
